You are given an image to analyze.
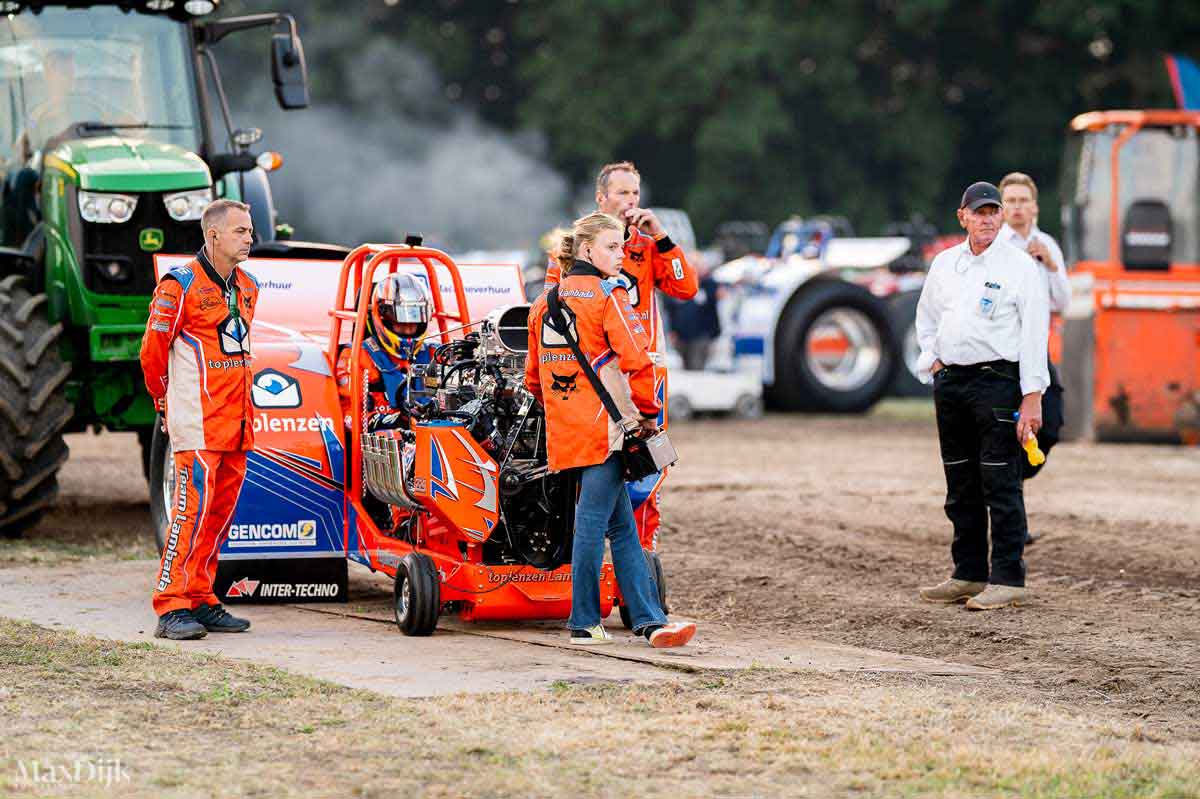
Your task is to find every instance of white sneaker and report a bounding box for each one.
[647,621,696,649]
[569,624,613,645]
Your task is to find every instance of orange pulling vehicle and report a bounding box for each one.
[331,245,634,635]
[1058,110,1200,444]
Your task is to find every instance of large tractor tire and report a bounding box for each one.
[886,290,932,398]
[768,278,897,413]
[0,275,72,538]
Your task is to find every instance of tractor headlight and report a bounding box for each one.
[162,188,213,222]
[183,0,215,14]
[78,191,138,224]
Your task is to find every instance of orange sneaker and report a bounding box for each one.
[647,621,696,648]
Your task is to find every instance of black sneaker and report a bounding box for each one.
[193,603,251,633]
[154,609,208,640]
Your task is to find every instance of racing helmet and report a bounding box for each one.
[372,273,430,356]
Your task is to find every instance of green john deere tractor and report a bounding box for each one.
[0,1,345,537]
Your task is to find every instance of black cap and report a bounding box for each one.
[960,181,1002,210]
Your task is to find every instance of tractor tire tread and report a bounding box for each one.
[25,322,62,366]
[0,276,72,538]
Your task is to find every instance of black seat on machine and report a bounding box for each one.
[1121,199,1173,271]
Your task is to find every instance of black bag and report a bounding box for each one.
[545,286,677,481]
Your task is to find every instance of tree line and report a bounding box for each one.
[222,0,1196,242]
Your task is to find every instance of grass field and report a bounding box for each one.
[3,617,1197,798]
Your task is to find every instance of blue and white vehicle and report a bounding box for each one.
[712,234,910,413]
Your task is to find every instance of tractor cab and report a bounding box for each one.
[0,1,319,537]
[1062,110,1200,273]
[1058,111,1200,442]
[0,6,214,279]
[0,7,204,162]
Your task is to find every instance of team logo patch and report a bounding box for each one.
[619,269,640,307]
[550,371,578,399]
[218,314,249,355]
[251,368,302,408]
[139,228,164,252]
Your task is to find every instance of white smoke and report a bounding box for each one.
[225,40,569,251]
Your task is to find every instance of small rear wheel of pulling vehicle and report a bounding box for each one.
[394,552,440,636]
[768,279,896,413]
[619,550,668,629]
[137,426,154,484]
[148,417,174,555]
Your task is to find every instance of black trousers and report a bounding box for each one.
[933,360,1027,587]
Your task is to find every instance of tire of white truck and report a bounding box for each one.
[768,278,897,413]
[886,289,931,398]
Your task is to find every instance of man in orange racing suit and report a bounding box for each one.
[140,199,258,640]
[544,161,697,553]
[336,273,432,535]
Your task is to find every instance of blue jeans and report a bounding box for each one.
[568,455,668,633]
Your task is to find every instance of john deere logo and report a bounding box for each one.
[139,228,164,252]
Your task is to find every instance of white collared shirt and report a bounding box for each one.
[999,222,1069,313]
[915,237,1050,395]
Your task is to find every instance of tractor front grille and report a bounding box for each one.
[82,192,205,296]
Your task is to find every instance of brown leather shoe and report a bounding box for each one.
[965,584,1027,610]
[919,578,987,604]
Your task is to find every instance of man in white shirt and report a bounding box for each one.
[915,182,1050,611]
[998,172,1069,314]
[998,173,1067,545]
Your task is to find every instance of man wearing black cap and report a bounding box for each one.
[914,182,1050,611]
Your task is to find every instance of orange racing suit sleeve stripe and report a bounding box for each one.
[140,277,186,400]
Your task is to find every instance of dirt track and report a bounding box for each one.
[663,406,1200,741]
[11,403,1200,739]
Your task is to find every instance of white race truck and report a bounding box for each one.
[710,237,911,413]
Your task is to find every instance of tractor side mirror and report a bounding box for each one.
[209,152,258,181]
[271,33,310,110]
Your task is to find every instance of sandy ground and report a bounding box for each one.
[6,402,1199,739]
[663,405,1200,741]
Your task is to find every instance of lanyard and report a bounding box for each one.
[225,275,245,354]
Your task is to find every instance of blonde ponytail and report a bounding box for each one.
[554,230,576,273]
[559,212,623,275]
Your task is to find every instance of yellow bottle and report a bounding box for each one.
[1023,434,1045,466]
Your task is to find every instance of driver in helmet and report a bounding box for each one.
[336,272,433,431]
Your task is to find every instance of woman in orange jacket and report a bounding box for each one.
[526,212,696,648]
